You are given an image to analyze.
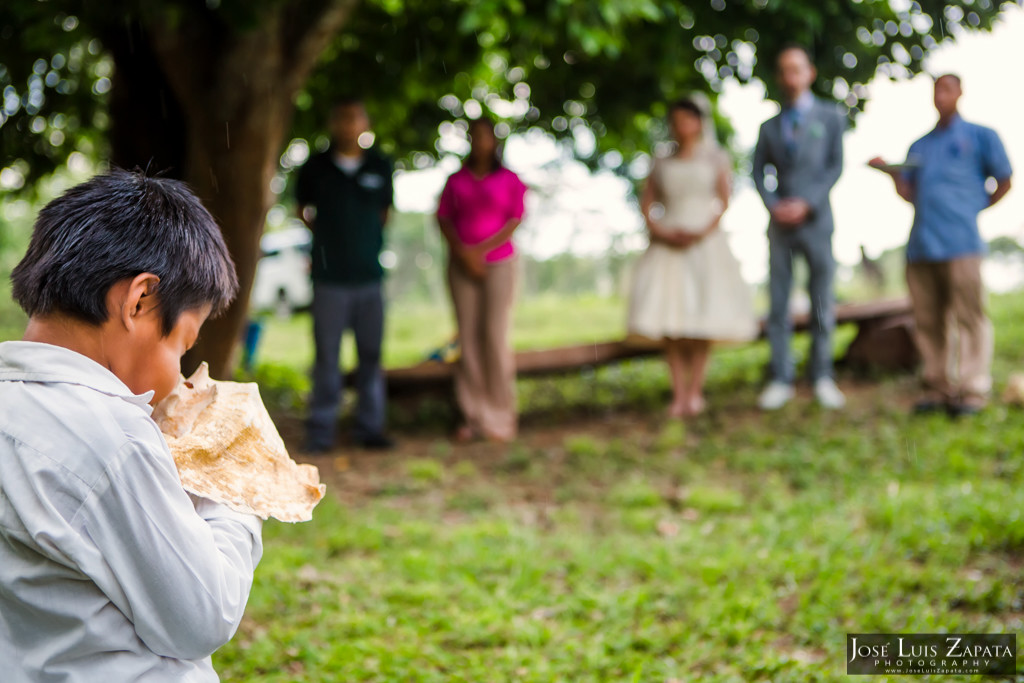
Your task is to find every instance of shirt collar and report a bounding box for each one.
[784,91,815,115]
[0,341,155,413]
[934,112,963,133]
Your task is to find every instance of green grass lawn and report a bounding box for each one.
[249,293,638,416]
[249,291,842,423]
[255,293,629,371]
[214,293,1024,681]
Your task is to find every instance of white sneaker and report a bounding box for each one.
[814,377,846,409]
[758,381,795,411]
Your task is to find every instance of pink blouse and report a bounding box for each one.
[437,166,527,263]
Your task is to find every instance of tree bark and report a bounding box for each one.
[102,19,187,178]
[133,0,357,378]
[180,106,288,378]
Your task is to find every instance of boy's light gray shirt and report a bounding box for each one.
[0,341,263,682]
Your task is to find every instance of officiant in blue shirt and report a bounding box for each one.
[872,74,1012,416]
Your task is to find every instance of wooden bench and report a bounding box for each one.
[378,297,918,396]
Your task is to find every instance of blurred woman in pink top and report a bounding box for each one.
[437,117,527,442]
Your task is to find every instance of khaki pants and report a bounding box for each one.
[905,256,993,404]
[448,258,518,439]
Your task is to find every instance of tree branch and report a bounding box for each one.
[279,0,359,95]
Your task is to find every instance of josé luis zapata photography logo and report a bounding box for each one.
[847,633,1016,675]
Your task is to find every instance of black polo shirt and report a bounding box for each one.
[295,149,394,284]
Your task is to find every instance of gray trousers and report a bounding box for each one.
[767,227,836,383]
[307,282,386,449]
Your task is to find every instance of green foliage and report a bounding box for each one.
[243,362,310,413]
[295,0,1016,166]
[988,235,1023,256]
[0,159,106,342]
[376,211,449,305]
[0,275,26,343]
[1,0,1016,187]
[0,2,109,189]
[0,196,30,341]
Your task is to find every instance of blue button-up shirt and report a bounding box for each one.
[902,114,1012,263]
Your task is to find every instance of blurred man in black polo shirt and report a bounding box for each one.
[296,98,394,451]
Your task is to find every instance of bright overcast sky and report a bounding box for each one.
[721,2,1024,285]
[395,4,1024,286]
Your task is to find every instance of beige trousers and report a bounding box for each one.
[905,256,993,404]
[448,258,518,439]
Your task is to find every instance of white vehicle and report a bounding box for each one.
[250,225,313,315]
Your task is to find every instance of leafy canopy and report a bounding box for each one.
[0,0,1015,187]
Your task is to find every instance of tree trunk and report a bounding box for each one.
[178,109,286,377]
[103,19,187,178]
[137,0,357,378]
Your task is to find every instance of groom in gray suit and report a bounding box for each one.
[753,45,847,410]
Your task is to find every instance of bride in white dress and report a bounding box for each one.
[628,97,757,418]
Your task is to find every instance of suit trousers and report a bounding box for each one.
[905,256,992,404]
[448,257,518,440]
[307,281,387,449]
[767,226,836,383]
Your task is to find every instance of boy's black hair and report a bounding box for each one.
[934,73,962,87]
[668,98,704,118]
[11,168,238,335]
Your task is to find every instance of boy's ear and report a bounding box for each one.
[119,272,161,331]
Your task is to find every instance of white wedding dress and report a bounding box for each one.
[628,150,758,342]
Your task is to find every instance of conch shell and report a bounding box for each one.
[152,363,325,522]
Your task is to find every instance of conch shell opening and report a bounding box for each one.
[152,363,325,522]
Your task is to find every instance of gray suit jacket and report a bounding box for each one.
[752,97,846,235]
